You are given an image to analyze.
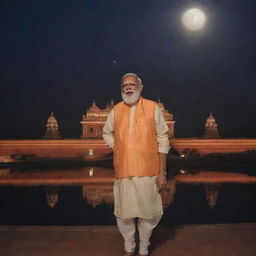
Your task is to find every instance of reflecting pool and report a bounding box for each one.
[0,166,255,225]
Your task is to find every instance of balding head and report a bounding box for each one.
[121,73,142,86]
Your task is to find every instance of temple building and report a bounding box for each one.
[157,98,175,138]
[80,100,114,139]
[80,99,175,139]
[203,112,221,139]
[43,112,61,139]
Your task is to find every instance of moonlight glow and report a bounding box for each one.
[182,8,206,31]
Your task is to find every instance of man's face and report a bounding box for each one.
[121,75,142,105]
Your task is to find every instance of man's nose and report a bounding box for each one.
[125,85,133,91]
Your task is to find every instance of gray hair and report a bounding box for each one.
[121,73,142,85]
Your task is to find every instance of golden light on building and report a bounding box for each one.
[80,100,114,139]
[80,99,175,139]
[43,112,61,139]
[203,112,221,139]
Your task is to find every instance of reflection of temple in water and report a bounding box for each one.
[44,186,60,208]
[27,167,255,210]
[82,184,114,208]
[204,184,220,208]
[42,182,218,209]
[82,180,177,209]
[42,183,176,209]
[40,181,238,210]
[0,167,255,217]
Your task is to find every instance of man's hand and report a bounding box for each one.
[157,172,167,192]
[157,152,167,192]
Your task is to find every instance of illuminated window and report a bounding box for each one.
[89,168,94,176]
[89,149,94,156]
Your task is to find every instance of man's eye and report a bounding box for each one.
[121,82,137,87]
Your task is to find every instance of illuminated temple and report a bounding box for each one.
[42,100,222,141]
[80,99,175,139]
[203,112,220,139]
[1,99,256,162]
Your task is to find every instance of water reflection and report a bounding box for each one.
[41,182,217,210]
[0,166,255,210]
[204,184,220,209]
[44,186,60,208]
[82,184,113,208]
[0,168,10,176]
[0,166,255,225]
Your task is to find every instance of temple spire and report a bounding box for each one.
[43,112,61,139]
[203,112,220,138]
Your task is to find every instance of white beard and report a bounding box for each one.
[121,90,141,105]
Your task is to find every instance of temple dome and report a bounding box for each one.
[203,112,220,139]
[207,112,216,121]
[87,101,101,113]
[47,112,58,125]
[43,112,61,139]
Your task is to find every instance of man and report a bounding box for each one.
[103,73,169,256]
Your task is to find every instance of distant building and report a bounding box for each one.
[43,112,61,139]
[203,112,220,139]
[157,98,175,138]
[80,100,114,139]
[80,99,175,139]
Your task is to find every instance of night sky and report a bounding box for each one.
[1,0,256,139]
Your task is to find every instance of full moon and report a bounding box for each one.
[182,8,206,31]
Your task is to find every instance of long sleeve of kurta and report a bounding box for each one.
[102,105,170,154]
[102,109,115,149]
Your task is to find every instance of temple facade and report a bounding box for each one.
[80,100,114,139]
[43,112,61,139]
[80,99,175,139]
[157,98,175,138]
[203,112,221,139]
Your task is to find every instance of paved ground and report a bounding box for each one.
[0,223,255,256]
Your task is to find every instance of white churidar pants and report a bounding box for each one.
[116,216,161,255]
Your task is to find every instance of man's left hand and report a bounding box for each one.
[157,172,167,192]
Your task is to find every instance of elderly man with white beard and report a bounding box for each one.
[103,73,170,256]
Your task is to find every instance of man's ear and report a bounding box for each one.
[140,84,144,91]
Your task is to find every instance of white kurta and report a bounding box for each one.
[103,103,170,219]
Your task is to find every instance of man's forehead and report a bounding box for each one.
[122,75,138,82]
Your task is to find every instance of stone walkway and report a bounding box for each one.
[0,223,255,256]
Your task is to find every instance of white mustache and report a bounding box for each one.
[125,90,135,95]
[122,89,140,105]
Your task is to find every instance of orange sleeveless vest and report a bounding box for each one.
[114,97,160,178]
